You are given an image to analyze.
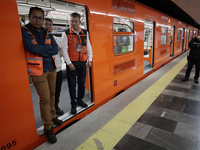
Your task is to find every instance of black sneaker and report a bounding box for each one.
[56,107,64,116]
[194,79,199,84]
[44,127,57,144]
[52,117,63,126]
[181,78,189,82]
[71,106,77,114]
[77,100,88,107]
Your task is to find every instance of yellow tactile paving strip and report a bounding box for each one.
[76,57,187,150]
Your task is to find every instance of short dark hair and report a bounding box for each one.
[70,12,81,20]
[44,18,53,23]
[29,7,44,18]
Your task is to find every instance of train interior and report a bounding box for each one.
[143,19,154,74]
[170,25,175,59]
[17,0,93,135]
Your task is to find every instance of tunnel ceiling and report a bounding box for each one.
[134,0,200,29]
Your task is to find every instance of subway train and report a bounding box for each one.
[0,0,198,149]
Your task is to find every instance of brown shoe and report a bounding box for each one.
[44,127,57,144]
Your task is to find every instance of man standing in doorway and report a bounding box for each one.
[181,35,200,84]
[62,12,93,114]
[43,18,64,116]
[21,7,63,144]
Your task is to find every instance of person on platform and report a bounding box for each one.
[181,35,200,84]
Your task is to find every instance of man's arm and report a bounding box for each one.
[43,33,58,56]
[86,32,93,68]
[61,32,71,65]
[61,31,75,70]
[21,27,51,55]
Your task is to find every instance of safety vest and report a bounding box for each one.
[65,27,88,62]
[114,36,117,46]
[23,25,56,76]
[120,36,129,52]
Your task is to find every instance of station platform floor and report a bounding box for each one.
[35,52,200,150]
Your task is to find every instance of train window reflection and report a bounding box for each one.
[114,35,134,54]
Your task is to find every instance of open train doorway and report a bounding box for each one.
[144,19,154,74]
[181,28,185,51]
[17,0,93,135]
[170,26,175,59]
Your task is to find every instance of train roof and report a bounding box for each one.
[135,0,200,29]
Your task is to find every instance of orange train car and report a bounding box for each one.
[0,0,198,149]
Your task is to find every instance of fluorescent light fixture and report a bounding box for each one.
[55,9,74,13]
[17,2,55,11]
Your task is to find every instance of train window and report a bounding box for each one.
[177,28,182,42]
[114,35,134,54]
[190,31,193,39]
[114,24,132,32]
[113,17,134,31]
[113,17,134,55]
[177,35,181,42]
[161,27,168,33]
[161,35,167,45]
[161,27,168,45]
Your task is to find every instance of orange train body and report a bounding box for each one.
[0,0,198,149]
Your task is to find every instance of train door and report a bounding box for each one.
[184,28,188,50]
[143,20,154,74]
[187,29,190,49]
[17,0,93,135]
[170,26,175,58]
[181,28,185,51]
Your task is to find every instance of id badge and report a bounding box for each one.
[76,43,83,52]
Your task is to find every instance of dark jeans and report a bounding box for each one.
[185,58,200,79]
[55,70,63,107]
[67,64,86,107]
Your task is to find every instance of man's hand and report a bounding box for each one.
[87,61,92,68]
[68,63,76,70]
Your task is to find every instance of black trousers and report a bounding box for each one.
[66,64,86,107]
[185,58,200,79]
[55,70,63,107]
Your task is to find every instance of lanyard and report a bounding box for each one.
[77,34,80,43]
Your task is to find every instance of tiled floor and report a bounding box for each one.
[113,66,200,150]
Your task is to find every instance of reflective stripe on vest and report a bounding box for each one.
[65,27,88,62]
[23,26,56,76]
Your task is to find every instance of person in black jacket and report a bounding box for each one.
[181,35,200,83]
